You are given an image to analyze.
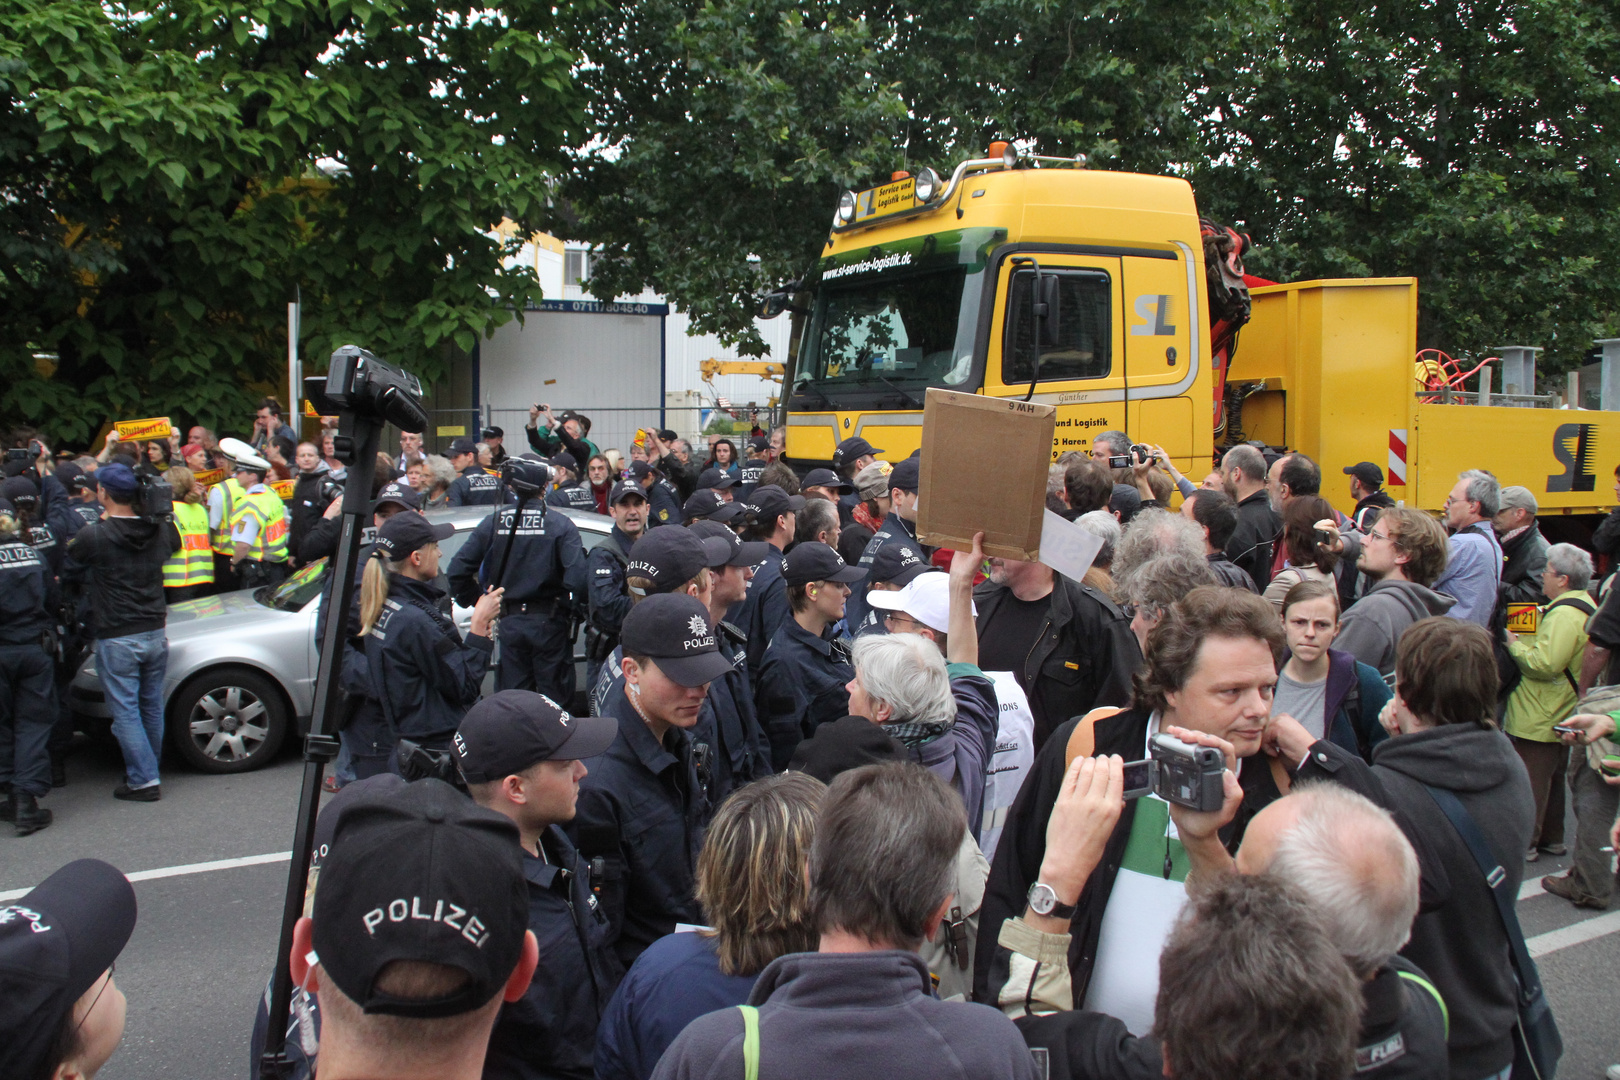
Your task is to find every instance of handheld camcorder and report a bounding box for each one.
[1121,732,1227,812]
[4,440,42,464]
[1107,444,1153,470]
[134,473,174,522]
[396,738,467,792]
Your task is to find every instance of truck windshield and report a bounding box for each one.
[794,227,1004,405]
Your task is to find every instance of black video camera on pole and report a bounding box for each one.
[259,346,428,1079]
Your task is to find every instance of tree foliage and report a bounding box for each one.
[0,0,579,443]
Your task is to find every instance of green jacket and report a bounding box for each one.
[1505,589,1592,742]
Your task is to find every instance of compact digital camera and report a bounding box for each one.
[1121,732,1227,812]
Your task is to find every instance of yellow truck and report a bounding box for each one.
[780,145,1620,537]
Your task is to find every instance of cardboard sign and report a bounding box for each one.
[114,416,173,442]
[916,388,1056,560]
[192,467,226,488]
[1505,603,1540,635]
[271,478,297,500]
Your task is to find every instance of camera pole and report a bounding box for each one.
[258,404,384,1079]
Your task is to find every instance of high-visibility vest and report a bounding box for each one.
[163,501,216,588]
[231,487,290,564]
[211,477,248,555]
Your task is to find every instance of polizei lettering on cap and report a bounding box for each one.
[362,896,491,946]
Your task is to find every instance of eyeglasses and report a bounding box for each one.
[883,612,923,631]
[74,963,115,1036]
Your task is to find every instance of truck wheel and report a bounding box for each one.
[169,667,289,774]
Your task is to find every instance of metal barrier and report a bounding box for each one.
[481,406,771,463]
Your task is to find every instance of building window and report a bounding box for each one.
[565,250,591,288]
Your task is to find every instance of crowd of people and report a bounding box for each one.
[5,411,1620,1080]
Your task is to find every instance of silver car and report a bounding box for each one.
[70,504,616,774]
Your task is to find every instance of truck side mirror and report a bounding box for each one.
[757,291,789,320]
[1035,274,1062,349]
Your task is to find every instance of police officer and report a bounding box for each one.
[629,461,681,528]
[448,458,586,703]
[695,467,740,502]
[831,435,884,527]
[586,522,728,718]
[846,456,928,638]
[681,489,749,528]
[733,484,802,681]
[754,542,865,768]
[2,476,63,580]
[688,520,773,799]
[209,437,258,591]
[546,452,597,511]
[734,436,771,501]
[569,593,733,967]
[445,435,501,507]
[358,511,502,763]
[227,448,290,589]
[0,496,57,834]
[47,473,101,542]
[585,480,645,695]
[850,539,933,637]
[455,690,625,1080]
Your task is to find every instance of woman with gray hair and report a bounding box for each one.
[1119,550,1218,650]
[1075,510,1121,594]
[846,534,999,840]
[1504,541,1596,862]
[422,453,456,509]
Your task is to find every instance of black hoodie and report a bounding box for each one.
[1297,723,1534,1080]
[64,514,181,639]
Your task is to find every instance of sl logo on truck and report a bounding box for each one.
[1547,423,1596,493]
[1130,295,1177,336]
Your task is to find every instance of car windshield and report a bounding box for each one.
[262,559,332,611]
[793,227,1005,405]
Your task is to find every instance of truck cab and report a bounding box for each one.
[785,150,1213,481]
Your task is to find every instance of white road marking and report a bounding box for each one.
[1520,878,1544,901]
[0,851,291,902]
[1527,910,1620,959]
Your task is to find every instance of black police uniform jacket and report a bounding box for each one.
[547,482,597,512]
[361,574,492,741]
[447,499,587,610]
[754,618,854,771]
[485,825,626,1080]
[973,707,1281,1007]
[0,537,54,645]
[569,683,712,969]
[972,573,1141,752]
[47,498,100,545]
[846,511,926,635]
[644,478,682,528]
[585,527,635,639]
[446,463,501,506]
[694,620,773,801]
[734,541,788,682]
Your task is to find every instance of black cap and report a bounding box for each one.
[627,527,729,594]
[867,541,932,587]
[1,475,40,507]
[619,594,735,686]
[448,436,478,456]
[697,467,738,490]
[557,410,591,434]
[784,542,866,587]
[482,426,504,439]
[657,428,679,442]
[800,468,853,495]
[628,460,659,481]
[688,519,771,567]
[549,451,578,473]
[0,859,138,1080]
[371,481,422,514]
[788,716,904,783]
[684,490,749,524]
[888,457,920,494]
[374,511,454,560]
[744,484,804,525]
[0,496,13,516]
[608,480,646,507]
[312,779,529,1018]
[67,473,96,493]
[748,435,772,453]
[454,690,617,782]
[832,436,884,468]
[1344,461,1384,488]
[1110,483,1143,517]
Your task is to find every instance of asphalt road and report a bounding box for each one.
[5,734,1619,1080]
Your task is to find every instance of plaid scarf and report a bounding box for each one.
[882,717,954,748]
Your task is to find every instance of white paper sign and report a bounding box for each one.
[1038,508,1105,583]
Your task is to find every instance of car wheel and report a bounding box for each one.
[169,667,290,774]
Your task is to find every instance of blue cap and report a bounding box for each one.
[97,462,139,496]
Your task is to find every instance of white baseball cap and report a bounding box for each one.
[865,571,972,633]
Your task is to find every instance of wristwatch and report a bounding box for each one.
[1026,881,1078,920]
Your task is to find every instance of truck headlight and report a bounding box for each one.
[837,190,857,224]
